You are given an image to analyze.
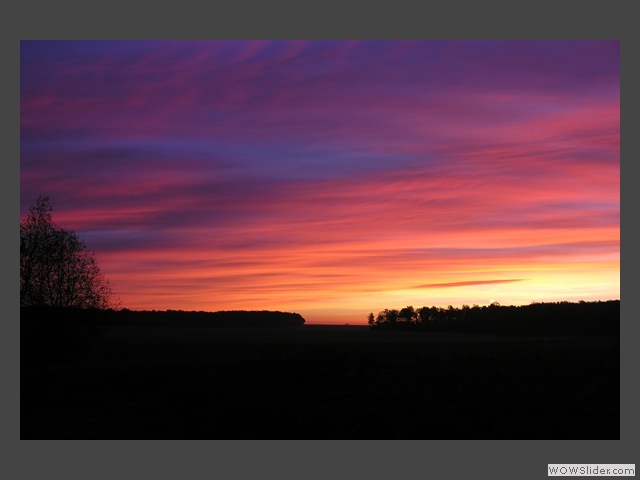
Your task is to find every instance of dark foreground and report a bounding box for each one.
[21,324,619,439]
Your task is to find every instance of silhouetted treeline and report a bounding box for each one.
[368,300,619,336]
[21,307,306,328]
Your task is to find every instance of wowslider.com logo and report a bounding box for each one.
[549,465,635,476]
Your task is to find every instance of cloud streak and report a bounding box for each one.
[412,279,524,289]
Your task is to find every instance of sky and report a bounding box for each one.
[20,40,620,324]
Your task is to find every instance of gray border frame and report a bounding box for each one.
[8,2,636,479]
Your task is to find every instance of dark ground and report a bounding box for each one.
[21,324,619,439]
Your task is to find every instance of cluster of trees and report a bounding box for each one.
[368,304,477,327]
[367,300,620,336]
[20,196,117,309]
[21,307,306,328]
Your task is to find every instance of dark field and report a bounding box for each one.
[21,324,620,439]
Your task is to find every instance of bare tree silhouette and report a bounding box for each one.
[20,196,117,309]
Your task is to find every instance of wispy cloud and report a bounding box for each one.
[412,279,524,289]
